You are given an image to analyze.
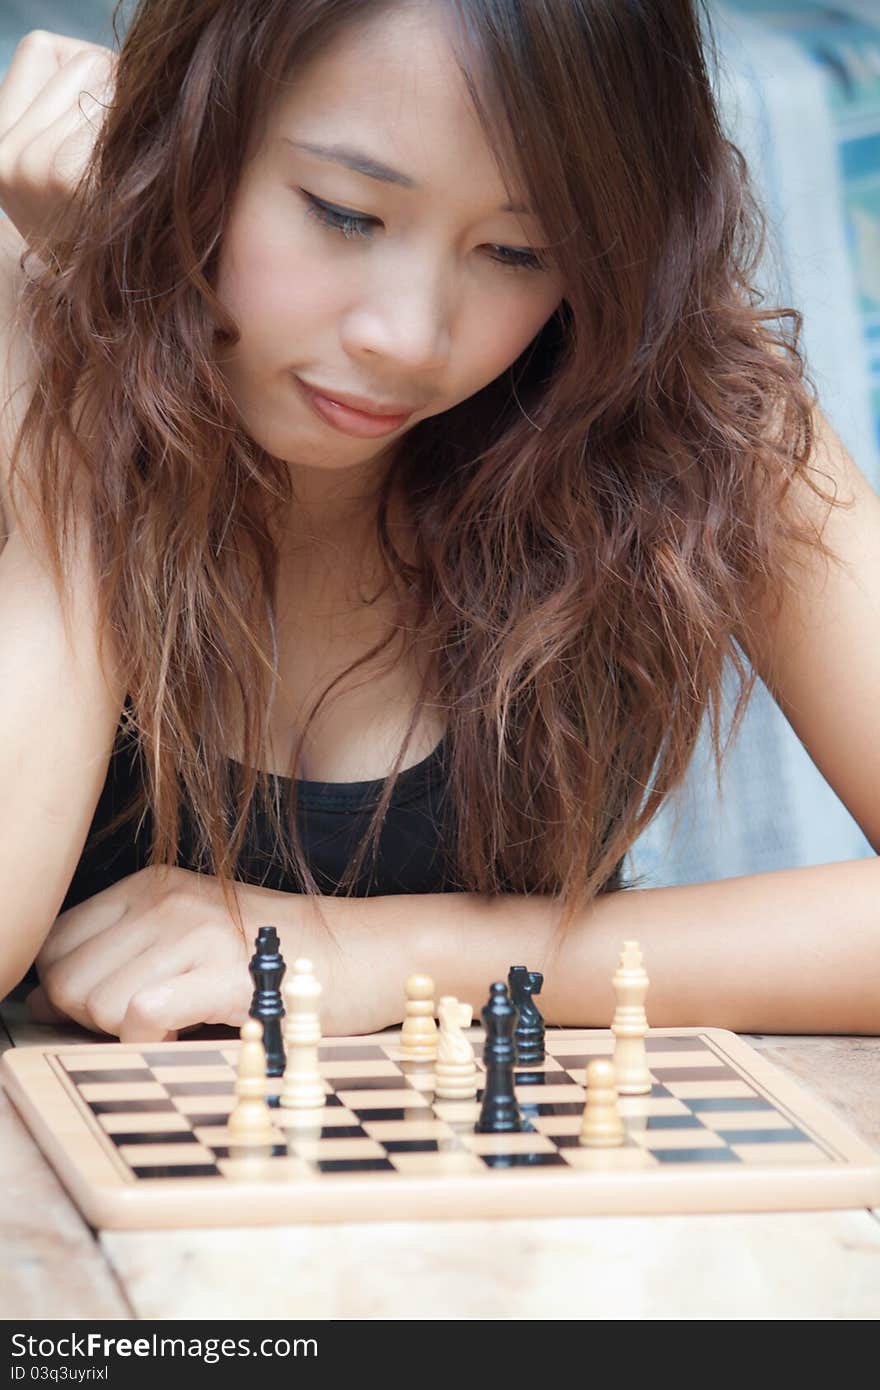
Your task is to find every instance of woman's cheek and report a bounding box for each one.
[460,303,546,390]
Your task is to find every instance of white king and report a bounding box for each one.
[611,939,652,1095]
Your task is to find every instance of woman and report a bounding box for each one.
[0,0,878,1039]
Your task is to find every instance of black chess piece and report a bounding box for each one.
[475,982,523,1134]
[508,965,545,1065]
[248,926,286,1078]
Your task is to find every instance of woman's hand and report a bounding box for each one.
[0,30,116,248]
[26,865,254,1043]
[24,864,409,1041]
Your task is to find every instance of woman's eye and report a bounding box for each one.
[298,190,548,273]
[302,191,376,241]
[487,244,548,273]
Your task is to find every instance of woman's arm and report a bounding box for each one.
[25,853,880,1040]
[0,212,128,1000]
[367,856,880,1034]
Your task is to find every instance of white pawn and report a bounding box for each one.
[400,973,438,1060]
[278,958,326,1114]
[228,1018,275,1144]
[579,1058,626,1148]
[611,939,652,1095]
[434,996,478,1100]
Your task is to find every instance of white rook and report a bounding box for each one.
[611,939,653,1095]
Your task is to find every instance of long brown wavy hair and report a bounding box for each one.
[6,0,843,944]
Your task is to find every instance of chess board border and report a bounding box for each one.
[3,1027,879,1230]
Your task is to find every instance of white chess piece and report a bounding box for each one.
[611,939,652,1095]
[278,958,326,1114]
[434,996,477,1099]
[400,973,438,1060]
[579,1058,625,1147]
[228,1018,275,1143]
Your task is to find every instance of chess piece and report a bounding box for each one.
[228,1018,275,1143]
[278,959,326,1114]
[475,982,523,1133]
[579,1058,626,1147]
[248,925,286,1077]
[508,965,545,1064]
[611,939,652,1095]
[434,996,478,1099]
[400,974,439,1060]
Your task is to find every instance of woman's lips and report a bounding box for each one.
[293,375,413,438]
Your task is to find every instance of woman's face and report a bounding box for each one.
[214,1,564,505]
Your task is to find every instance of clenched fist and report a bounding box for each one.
[0,30,116,249]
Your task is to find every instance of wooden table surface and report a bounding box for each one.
[2,1000,879,1321]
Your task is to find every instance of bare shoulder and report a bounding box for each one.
[736,402,877,668]
[737,402,880,852]
[0,216,40,541]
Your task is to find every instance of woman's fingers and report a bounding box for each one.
[119,969,236,1045]
[0,36,114,142]
[36,888,131,971]
[38,923,156,1024]
[40,929,246,1041]
[0,36,116,241]
[14,76,113,189]
[24,984,68,1025]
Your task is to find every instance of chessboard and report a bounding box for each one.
[3,1026,879,1229]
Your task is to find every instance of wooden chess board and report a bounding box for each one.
[3,1026,879,1229]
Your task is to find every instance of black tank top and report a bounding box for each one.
[11,707,624,999]
[59,705,625,915]
[58,704,462,916]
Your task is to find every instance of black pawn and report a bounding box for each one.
[508,965,545,1064]
[248,926,286,1077]
[475,982,523,1134]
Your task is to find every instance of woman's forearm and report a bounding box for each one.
[368,857,880,1035]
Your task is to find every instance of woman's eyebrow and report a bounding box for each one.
[282,136,533,216]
